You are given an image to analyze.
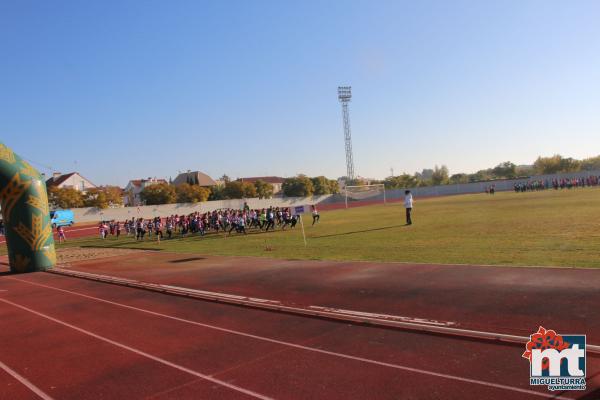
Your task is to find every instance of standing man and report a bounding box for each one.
[404,190,413,225]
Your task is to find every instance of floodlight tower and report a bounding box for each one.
[338,86,355,181]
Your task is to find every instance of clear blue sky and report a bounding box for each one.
[1,0,599,186]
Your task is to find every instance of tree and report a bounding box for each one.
[254,180,274,199]
[175,183,210,203]
[431,165,449,185]
[468,169,494,182]
[581,155,600,171]
[282,175,314,197]
[209,185,226,200]
[48,187,84,209]
[140,183,176,205]
[515,165,534,177]
[242,182,257,198]
[222,181,243,198]
[221,181,256,199]
[492,161,516,178]
[83,188,108,209]
[449,173,469,184]
[559,157,581,173]
[415,169,434,181]
[220,174,231,183]
[311,176,333,195]
[384,173,418,189]
[328,179,340,194]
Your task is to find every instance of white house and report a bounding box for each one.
[46,172,96,192]
[123,177,168,206]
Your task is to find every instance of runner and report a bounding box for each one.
[57,225,66,243]
[311,205,320,226]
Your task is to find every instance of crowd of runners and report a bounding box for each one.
[514,176,600,192]
[93,205,320,242]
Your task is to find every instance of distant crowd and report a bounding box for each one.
[514,176,600,192]
[94,205,320,242]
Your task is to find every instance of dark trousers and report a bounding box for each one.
[265,219,275,231]
[405,208,412,225]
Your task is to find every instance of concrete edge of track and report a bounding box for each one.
[45,267,600,355]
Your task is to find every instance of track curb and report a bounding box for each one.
[46,267,600,354]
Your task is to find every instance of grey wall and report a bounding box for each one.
[72,195,332,223]
[322,169,600,204]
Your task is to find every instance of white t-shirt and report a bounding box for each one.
[404,194,413,208]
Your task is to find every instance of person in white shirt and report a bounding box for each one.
[311,205,320,225]
[404,190,413,225]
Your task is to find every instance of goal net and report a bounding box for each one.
[344,184,386,208]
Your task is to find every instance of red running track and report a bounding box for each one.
[0,224,99,246]
[63,252,600,343]
[0,261,599,399]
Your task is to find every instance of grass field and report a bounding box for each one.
[4,188,600,267]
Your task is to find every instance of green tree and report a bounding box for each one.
[222,181,244,198]
[48,187,84,209]
[209,185,226,200]
[534,155,561,174]
[515,165,534,177]
[468,169,493,182]
[449,173,469,184]
[242,182,257,198]
[431,165,449,185]
[328,179,340,194]
[254,180,274,199]
[533,155,581,174]
[220,174,231,183]
[140,183,176,205]
[311,176,333,195]
[175,183,210,203]
[581,155,600,171]
[222,181,256,199]
[282,175,314,197]
[559,157,581,173]
[83,188,108,208]
[384,173,418,189]
[492,161,517,178]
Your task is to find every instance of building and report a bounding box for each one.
[46,172,96,192]
[172,171,217,187]
[239,176,286,194]
[123,177,168,206]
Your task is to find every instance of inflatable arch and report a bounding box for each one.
[0,142,56,273]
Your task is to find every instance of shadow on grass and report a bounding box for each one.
[311,224,407,239]
[80,244,164,251]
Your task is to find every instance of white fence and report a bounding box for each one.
[321,169,600,204]
[72,195,333,223]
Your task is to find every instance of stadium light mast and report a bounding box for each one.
[338,86,355,181]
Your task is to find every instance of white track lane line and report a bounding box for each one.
[0,359,54,400]
[5,277,573,400]
[0,297,272,400]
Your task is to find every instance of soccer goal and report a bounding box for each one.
[344,184,386,208]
